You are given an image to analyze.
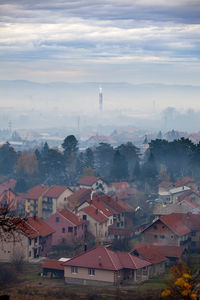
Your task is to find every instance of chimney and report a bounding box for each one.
[98,256,102,266]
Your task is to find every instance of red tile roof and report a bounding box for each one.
[77,176,100,186]
[59,209,84,226]
[155,245,185,258]
[180,197,200,210]
[26,185,49,200]
[63,246,151,271]
[16,216,55,239]
[91,198,114,217]
[112,182,130,189]
[68,188,91,205]
[159,181,173,188]
[132,244,167,264]
[174,177,194,188]
[0,179,16,195]
[42,259,64,271]
[99,195,134,213]
[178,190,200,201]
[82,206,108,223]
[160,214,191,236]
[43,185,69,198]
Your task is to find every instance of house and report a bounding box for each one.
[77,176,108,193]
[0,179,16,196]
[42,258,68,278]
[141,213,191,247]
[0,189,26,216]
[63,246,151,285]
[67,188,92,212]
[0,216,55,262]
[169,186,190,203]
[131,244,167,276]
[42,185,73,218]
[132,242,185,267]
[178,189,200,204]
[141,213,200,252]
[153,197,200,217]
[110,182,139,202]
[79,206,109,239]
[45,209,86,246]
[25,185,49,218]
[174,177,197,190]
[158,181,173,203]
[99,195,134,229]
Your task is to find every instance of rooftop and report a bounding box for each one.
[63,246,151,271]
[77,176,100,186]
[26,185,49,200]
[44,185,69,198]
[58,209,84,226]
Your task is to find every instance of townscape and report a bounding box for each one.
[1,134,200,299]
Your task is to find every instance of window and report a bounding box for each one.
[154,234,158,238]
[29,251,31,257]
[153,225,157,230]
[162,225,165,229]
[71,266,78,274]
[29,238,32,246]
[56,217,59,223]
[34,237,37,243]
[64,197,67,201]
[83,215,87,221]
[191,231,196,236]
[143,267,147,275]
[171,235,174,239]
[68,227,73,233]
[62,227,65,233]
[160,235,165,239]
[88,268,95,276]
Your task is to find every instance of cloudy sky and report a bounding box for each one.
[0,0,200,85]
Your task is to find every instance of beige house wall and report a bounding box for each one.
[64,266,114,283]
[56,189,73,212]
[79,211,108,238]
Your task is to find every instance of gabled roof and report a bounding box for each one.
[174,177,194,188]
[160,214,190,236]
[63,246,151,271]
[26,185,49,200]
[42,259,64,271]
[99,195,134,213]
[155,245,185,258]
[133,242,184,259]
[82,206,108,223]
[0,179,16,196]
[179,197,200,211]
[132,244,167,264]
[16,216,55,239]
[67,188,91,207]
[43,185,69,198]
[159,181,173,189]
[91,198,114,217]
[77,176,100,186]
[58,209,84,226]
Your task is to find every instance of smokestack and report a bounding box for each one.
[99,86,103,112]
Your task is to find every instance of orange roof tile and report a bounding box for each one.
[77,176,100,186]
[91,198,114,217]
[26,185,49,200]
[59,209,84,226]
[63,246,151,271]
[82,206,108,223]
[43,185,69,198]
[174,177,194,188]
[132,244,167,264]
[42,259,64,271]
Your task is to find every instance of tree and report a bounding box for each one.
[94,143,114,179]
[15,152,38,177]
[62,135,78,157]
[110,150,128,181]
[62,135,79,185]
[161,262,200,299]
[117,142,140,180]
[0,142,17,176]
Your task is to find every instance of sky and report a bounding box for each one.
[0,0,200,85]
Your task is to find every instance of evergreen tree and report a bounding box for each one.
[110,150,128,181]
[0,142,17,176]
